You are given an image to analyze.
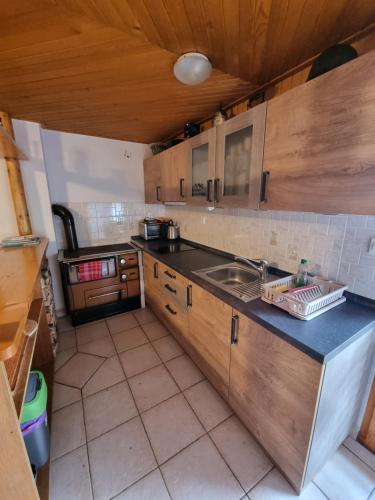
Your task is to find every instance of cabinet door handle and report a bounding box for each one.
[179,178,185,198]
[164,270,176,279]
[88,290,120,301]
[165,304,177,315]
[206,179,213,202]
[187,285,192,307]
[164,283,176,294]
[214,178,220,202]
[154,262,159,278]
[260,171,270,203]
[156,185,161,202]
[231,315,239,344]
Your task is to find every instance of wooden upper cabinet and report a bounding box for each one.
[262,50,375,214]
[161,142,188,202]
[215,103,267,208]
[229,311,322,492]
[144,155,162,204]
[185,128,217,206]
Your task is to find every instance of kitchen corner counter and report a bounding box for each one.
[132,236,375,363]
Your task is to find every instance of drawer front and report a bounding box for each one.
[158,295,188,341]
[85,284,126,307]
[118,252,138,269]
[127,280,140,297]
[120,267,140,282]
[160,274,188,309]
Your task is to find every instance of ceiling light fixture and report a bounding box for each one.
[173,52,212,85]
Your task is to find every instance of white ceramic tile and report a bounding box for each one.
[82,355,125,397]
[51,400,86,460]
[142,393,205,464]
[78,335,116,357]
[106,312,138,334]
[161,435,244,500]
[133,307,157,325]
[248,468,325,499]
[314,445,375,500]
[119,343,162,378]
[165,354,205,390]
[210,416,273,492]
[51,445,92,500]
[76,321,109,346]
[83,381,137,440]
[54,347,76,372]
[184,380,232,431]
[52,383,81,412]
[152,336,184,362]
[112,326,149,353]
[58,329,76,351]
[113,469,170,499]
[142,320,170,341]
[54,353,104,388]
[128,365,179,412]
[88,417,157,500]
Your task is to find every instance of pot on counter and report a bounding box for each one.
[167,222,180,240]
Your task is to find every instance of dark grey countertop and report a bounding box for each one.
[132,236,375,364]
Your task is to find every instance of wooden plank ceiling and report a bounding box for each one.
[0,0,374,143]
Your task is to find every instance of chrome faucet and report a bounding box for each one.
[234,256,269,280]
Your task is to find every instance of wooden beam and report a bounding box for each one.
[0,112,31,236]
[359,377,375,453]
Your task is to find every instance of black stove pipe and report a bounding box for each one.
[52,204,79,251]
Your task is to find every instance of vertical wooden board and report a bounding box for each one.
[359,377,375,453]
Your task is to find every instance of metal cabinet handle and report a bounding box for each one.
[231,315,239,344]
[260,171,270,203]
[164,270,176,279]
[88,290,120,300]
[187,285,192,307]
[154,262,159,278]
[206,179,213,202]
[214,178,220,202]
[179,178,185,198]
[156,185,161,202]
[165,304,177,315]
[164,283,176,294]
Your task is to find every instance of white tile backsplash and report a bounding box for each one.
[164,206,375,300]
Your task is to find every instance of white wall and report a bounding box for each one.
[0,159,18,239]
[41,129,150,203]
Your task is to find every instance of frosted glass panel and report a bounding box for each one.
[223,125,252,196]
[192,143,209,197]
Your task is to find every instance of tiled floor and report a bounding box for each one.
[51,309,375,500]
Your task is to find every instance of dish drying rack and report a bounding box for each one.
[262,275,348,320]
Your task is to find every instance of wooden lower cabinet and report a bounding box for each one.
[229,311,322,491]
[187,282,232,399]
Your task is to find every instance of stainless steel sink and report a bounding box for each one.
[193,263,276,302]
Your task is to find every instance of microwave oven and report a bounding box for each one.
[139,221,168,240]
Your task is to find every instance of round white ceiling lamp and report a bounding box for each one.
[173,52,212,85]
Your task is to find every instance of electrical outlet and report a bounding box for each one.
[368,237,375,255]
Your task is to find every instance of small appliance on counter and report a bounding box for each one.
[166,221,180,240]
[138,217,172,240]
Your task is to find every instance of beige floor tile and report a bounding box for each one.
[248,469,325,499]
[76,321,109,346]
[57,316,73,333]
[50,445,92,500]
[106,312,138,334]
[210,416,273,492]
[161,435,244,500]
[58,329,76,351]
[54,353,104,388]
[113,469,169,500]
[314,445,375,500]
[88,416,157,500]
[82,355,125,397]
[51,400,86,460]
[52,383,81,412]
[119,343,161,378]
[152,335,184,362]
[142,393,205,464]
[142,321,170,341]
[113,326,149,353]
[184,380,232,431]
[165,354,205,390]
[78,335,116,358]
[54,347,76,372]
[133,307,157,325]
[128,365,179,412]
[84,381,137,441]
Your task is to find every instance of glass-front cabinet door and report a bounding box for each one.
[186,128,216,206]
[215,103,267,208]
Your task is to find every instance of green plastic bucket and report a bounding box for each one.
[20,370,48,424]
